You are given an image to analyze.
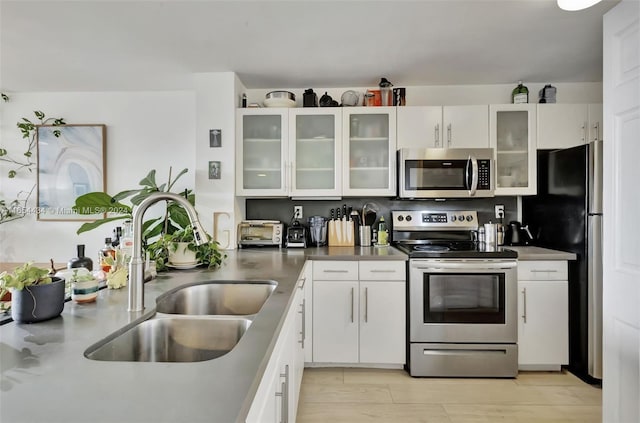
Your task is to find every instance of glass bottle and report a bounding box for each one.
[99,237,116,272]
[376,216,389,246]
[67,244,93,271]
[512,81,529,104]
[119,220,134,261]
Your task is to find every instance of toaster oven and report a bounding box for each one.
[237,220,283,248]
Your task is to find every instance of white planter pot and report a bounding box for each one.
[169,242,198,265]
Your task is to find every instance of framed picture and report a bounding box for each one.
[37,124,106,221]
[208,161,221,180]
[209,129,222,147]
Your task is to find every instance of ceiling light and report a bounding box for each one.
[557,0,603,11]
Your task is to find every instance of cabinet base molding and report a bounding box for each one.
[518,364,563,372]
[305,363,404,370]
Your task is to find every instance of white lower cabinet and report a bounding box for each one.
[246,272,306,423]
[312,260,406,365]
[517,260,569,371]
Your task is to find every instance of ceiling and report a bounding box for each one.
[0,0,620,92]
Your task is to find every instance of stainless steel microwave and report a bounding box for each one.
[398,148,495,198]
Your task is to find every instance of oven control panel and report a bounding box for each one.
[392,210,478,230]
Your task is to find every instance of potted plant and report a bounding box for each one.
[72,168,225,272]
[0,262,65,323]
[146,225,225,271]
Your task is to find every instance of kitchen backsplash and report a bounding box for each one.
[246,197,518,230]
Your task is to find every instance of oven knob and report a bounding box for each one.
[451,215,457,222]
[397,215,404,222]
[466,215,474,222]
[405,215,412,222]
[457,215,465,222]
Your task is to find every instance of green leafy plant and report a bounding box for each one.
[0,262,53,301]
[0,93,66,223]
[145,226,225,272]
[73,168,225,272]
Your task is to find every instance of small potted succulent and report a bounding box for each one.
[0,262,65,323]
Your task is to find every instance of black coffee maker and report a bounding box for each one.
[286,221,307,248]
[505,221,533,246]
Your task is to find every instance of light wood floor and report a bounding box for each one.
[296,368,602,423]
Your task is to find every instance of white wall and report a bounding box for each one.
[0,91,196,264]
[193,72,243,250]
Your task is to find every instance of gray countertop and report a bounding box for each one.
[0,246,406,423]
[505,246,577,261]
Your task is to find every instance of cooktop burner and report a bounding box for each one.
[413,245,451,252]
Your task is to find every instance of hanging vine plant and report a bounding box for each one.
[0,93,66,223]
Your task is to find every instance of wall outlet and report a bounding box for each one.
[495,204,505,219]
[294,206,303,220]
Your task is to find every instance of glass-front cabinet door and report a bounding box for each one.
[489,104,537,196]
[289,108,342,197]
[342,107,397,196]
[236,109,288,196]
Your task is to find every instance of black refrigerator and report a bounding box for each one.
[522,140,602,383]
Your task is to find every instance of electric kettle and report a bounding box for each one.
[505,221,533,246]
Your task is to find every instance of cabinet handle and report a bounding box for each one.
[298,299,306,347]
[323,269,349,273]
[594,122,600,142]
[350,287,355,323]
[298,277,306,290]
[364,287,369,323]
[530,269,558,273]
[435,123,440,147]
[447,124,452,147]
[582,121,587,143]
[521,287,527,323]
[275,379,287,423]
[369,269,396,273]
[279,365,289,423]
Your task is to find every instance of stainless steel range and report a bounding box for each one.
[392,210,518,378]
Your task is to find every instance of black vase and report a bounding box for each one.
[11,277,65,323]
[68,244,93,271]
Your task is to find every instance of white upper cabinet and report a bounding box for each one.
[397,105,489,149]
[236,109,288,197]
[443,105,490,148]
[490,104,537,196]
[537,103,603,149]
[289,108,342,197]
[587,103,603,142]
[396,106,442,148]
[236,108,342,197]
[342,107,397,197]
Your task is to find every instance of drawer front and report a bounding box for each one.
[518,260,568,281]
[313,261,358,280]
[359,261,406,281]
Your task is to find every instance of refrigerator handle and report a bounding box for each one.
[588,215,603,379]
[589,140,603,214]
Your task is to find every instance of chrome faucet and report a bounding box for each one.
[128,192,208,312]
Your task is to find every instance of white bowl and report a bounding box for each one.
[263,97,296,108]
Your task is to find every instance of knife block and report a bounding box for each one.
[328,220,355,246]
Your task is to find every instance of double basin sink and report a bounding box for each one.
[84,281,277,363]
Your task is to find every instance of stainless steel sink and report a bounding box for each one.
[85,317,251,362]
[155,281,277,316]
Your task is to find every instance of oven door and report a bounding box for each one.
[409,259,517,343]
